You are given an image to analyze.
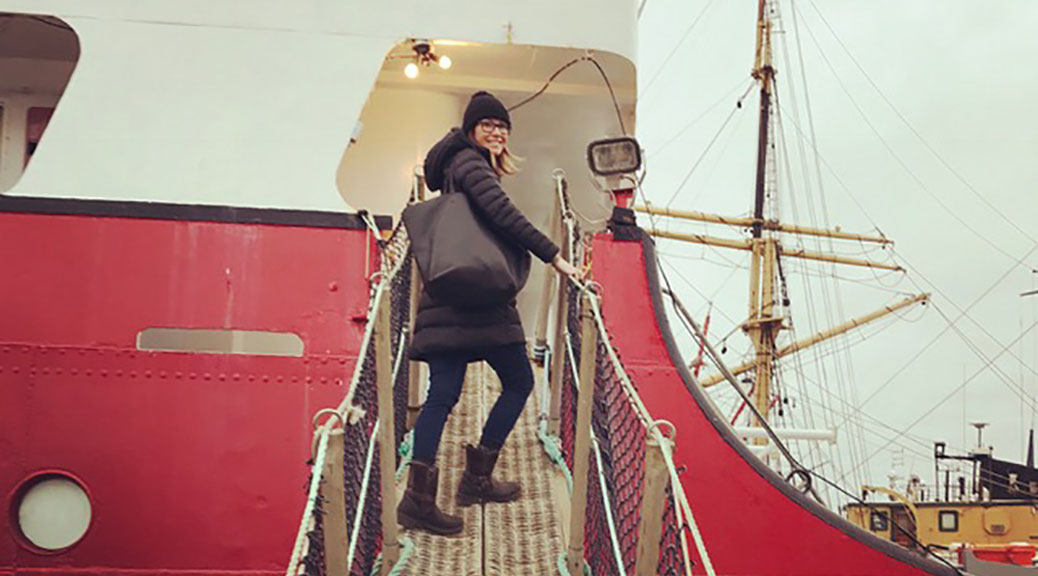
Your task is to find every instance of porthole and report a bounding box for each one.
[12,473,92,552]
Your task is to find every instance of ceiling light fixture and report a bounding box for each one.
[387,39,454,79]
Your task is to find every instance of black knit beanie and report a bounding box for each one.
[462,91,511,135]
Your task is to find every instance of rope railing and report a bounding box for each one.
[539,172,715,576]
[551,283,711,576]
[284,220,414,576]
[587,290,714,576]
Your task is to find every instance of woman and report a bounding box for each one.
[399,91,581,535]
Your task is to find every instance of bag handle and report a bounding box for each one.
[443,163,457,195]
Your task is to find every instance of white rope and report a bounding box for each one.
[284,428,332,576]
[564,332,628,576]
[669,468,695,576]
[337,238,411,415]
[346,418,381,572]
[347,276,412,570]
[543,182,711,574]
[585,292,656,428]
[360,211,383,247]
[285,225,412,575]
[592,436,629,576]
[582,287,717,576]
[661,436,713,576]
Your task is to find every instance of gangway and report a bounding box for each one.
[282,179,705,576]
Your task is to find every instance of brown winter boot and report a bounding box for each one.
[456,444,521,506]
[397,461,464,536]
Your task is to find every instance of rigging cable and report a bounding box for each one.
[650,78,754,160]
[775,3,869,487]
[661,84,755,209]
[638,0,720,99]
[666,286,966,575]
[773,99,1038,421]
[792,1,1034,271]
[854,243,1038,411]
[802,0,1038,251]
[843,318,1038,479]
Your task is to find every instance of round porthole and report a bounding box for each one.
[13,473,92,552]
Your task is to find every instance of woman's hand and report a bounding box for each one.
[552,254,583,282]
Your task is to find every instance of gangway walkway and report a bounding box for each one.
[400,363,563,576]
[282,173,711,576]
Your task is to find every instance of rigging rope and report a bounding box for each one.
[802,0,1038,251]
[638,0,720,99]
[661,83,754,209]
[792,1,1031,271]
[846,315,1038,479]
[664,283,966,574]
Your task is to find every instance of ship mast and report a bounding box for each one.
[748,0,778,433]
[634,0,930,450]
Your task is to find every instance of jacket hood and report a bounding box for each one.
[423,128,491,192]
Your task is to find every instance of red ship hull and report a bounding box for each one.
[591,230,957,576]
[1,198,383,575]
[2,197,958,575]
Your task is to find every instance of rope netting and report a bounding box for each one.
[547,213,714,576]
[557,286,695,576]
[285,224,413,576]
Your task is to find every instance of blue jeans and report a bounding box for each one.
[411,343,534,465]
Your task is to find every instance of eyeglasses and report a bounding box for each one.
[477,119,510,135]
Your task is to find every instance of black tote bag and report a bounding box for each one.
[402,170,531,308]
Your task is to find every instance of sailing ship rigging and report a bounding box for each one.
[637,0,1038,564]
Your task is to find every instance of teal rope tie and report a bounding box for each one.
[395,429,413,482]
[538,419,574,493]
[557,551,593,576]
[369,536,416,576]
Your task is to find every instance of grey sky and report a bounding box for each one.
[635,0,1038,495]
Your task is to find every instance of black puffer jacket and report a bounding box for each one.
[409,129,560,360]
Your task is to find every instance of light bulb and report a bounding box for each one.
[438,55,452,70]
[404,62,419,79]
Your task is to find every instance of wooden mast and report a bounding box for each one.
[748,0,777,433]
[636,1,929,451]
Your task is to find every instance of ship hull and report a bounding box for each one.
[1,198,383,575]
[591,229,958,576]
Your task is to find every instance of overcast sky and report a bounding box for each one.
[635,0,1038,497]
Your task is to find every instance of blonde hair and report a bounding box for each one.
[490,146,522,178]
[468,127,522,178]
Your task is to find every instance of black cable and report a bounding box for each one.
[586,56,627,136]
[507,57,584,112]
[508,55,627,136]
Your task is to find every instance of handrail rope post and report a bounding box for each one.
[635,433,671,576]
[375,288,400,574]
[406,259,422,429]
[547,219,571,436]
[322,428,348,576]
[533,185,562,365]
[547,172,570,435]
[406,170,426,430]
[567,291,598,576]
